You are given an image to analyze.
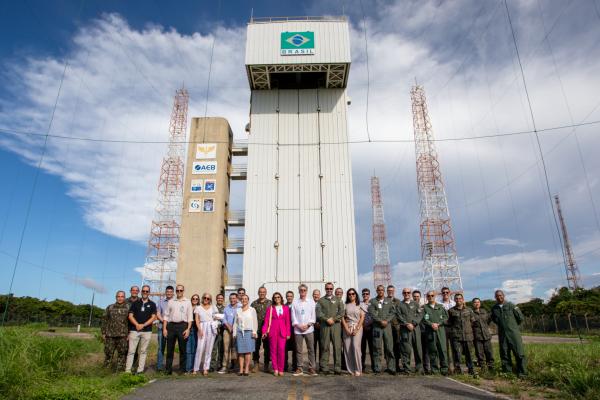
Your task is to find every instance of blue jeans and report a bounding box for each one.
[185,329,198,372]
[157,323,166,370]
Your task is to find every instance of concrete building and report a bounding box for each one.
[243,17,358,296]
[177,118,233,296]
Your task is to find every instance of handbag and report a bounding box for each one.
[266,306,274,336]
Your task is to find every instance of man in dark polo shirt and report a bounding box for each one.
[126,284,157,374]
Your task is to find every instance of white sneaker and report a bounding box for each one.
[217,368,227,374]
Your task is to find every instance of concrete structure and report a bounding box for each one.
[177,118,233,296]
[243,17,357,296]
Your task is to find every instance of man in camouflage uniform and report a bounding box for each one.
[318,282,344,374]
[368,285,396,375]
[102,290,130,371]
[422,290,449,375]
[447,293,476,375]
[210,293,226,371]
[472,297,494,370]
[251,286,272,372]
[491,290,527,376]
[395,288,423,374]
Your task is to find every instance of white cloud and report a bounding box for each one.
[134,260,176,282]
[544,287,558,300]
[501,279,535,304]
[484,237,525,247]
[67,277,106,294]
[0,14,249,243]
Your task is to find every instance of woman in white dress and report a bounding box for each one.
[193,293,218,375]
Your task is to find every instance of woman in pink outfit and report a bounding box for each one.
[261,292,290,376]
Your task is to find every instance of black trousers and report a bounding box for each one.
[166,322,188,373]
[253,330,270,367]
[361,326,374,371]
[451,339,474,372]
[284,336,297,371]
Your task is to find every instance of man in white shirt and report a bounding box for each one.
[291,284,317,376]
[440,287,456,310]
[440,286,456,373]
[162,284,193,375]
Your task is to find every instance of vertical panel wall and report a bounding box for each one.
[243,19,357,297]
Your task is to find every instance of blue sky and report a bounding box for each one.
[1,0,600,307]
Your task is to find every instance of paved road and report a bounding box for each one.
[123,374,502,400]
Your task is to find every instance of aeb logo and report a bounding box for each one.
[192,161,217,175]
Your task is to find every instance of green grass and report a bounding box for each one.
[0,324,150,400]
[526,341,600,399]
[455,341,600,399]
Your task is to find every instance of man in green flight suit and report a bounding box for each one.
[422,290,449,375]
[395,287,423,374]
[368,285,396,375]
[318,282,344,374]
[386,285,403,372]
[491,290,527,376]
[102,290,130,371]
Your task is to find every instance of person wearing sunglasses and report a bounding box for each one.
[440,287,456,372]
[193,293,219,376]
[422,290,449,375]
[342,288,365,376]
[125,285,157,374]
[184,294,201,373]
[395,288,423,374]
[261,292,291,376]
[163,285,193,375]
[368,285,396,375]
[291,284,317,376]
[317,282,344,375]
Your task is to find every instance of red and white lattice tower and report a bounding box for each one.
[411,85,463,292]
[371,176,392,288]
[554,195,582,290]
[142,88,189,295]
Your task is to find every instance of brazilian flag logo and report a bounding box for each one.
[281,32,315,55]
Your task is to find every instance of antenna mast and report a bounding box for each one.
[554,195,582,290]
[411,85,463,292]
[142,88,189,296]
[371,176,392,288]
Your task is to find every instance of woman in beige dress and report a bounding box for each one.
[342,288,365,376]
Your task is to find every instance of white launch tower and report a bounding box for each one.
[243,17,357,295]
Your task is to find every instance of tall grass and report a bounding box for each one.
[526,341,600,399]
[0,325,146,399]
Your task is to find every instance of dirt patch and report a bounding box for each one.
[38,331,95,339]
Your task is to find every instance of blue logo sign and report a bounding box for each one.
[204,181,215,192]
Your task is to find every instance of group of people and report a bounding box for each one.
[101,282,527,378]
